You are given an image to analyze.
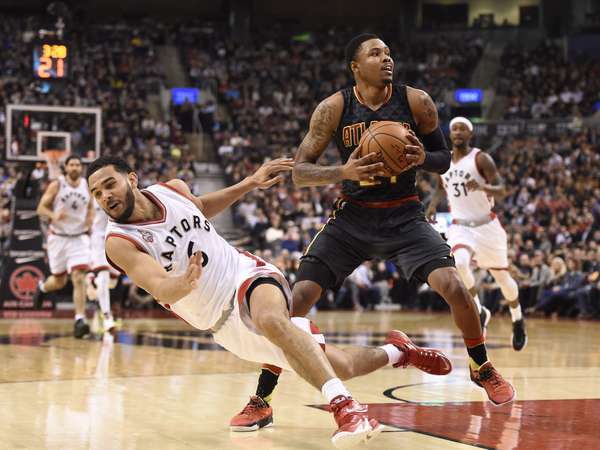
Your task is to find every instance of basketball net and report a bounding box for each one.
[43,149,66,181]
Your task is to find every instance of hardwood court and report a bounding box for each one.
[1,311,599,450]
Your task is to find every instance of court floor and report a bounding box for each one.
[1,311,599,450]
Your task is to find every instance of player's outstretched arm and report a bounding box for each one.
[405,86,451,174]
[425,174,446,222]
[293,92,384,186]
[36,180,60,222]
[106,236,202,304]
[164,157,293,219]
[466,152,507,200]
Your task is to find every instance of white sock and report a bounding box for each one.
[509,303,523,322]
[321,377,352,403]
[95,271,111,316]
[75,314,86,322]
[39,280,47,293]
[380,344,403,366]
[472,294,482,313]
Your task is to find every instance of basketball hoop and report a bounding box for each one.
[43,149,66,180]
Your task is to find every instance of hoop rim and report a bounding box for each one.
[43,149,67,161]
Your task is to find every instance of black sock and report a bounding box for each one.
[467,344,489,369]
[256,368,280,404]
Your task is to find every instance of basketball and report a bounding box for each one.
[358,121,413,176]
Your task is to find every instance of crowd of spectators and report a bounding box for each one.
[1,16,598,318]
[194,28,484,241]
[0,16,199,194]
[175,27,599,318]
[497,40,600,120]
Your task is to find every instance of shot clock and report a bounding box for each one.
[33,42,69,79]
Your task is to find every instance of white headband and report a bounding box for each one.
[450,116,473,131]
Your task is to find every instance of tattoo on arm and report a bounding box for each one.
[293,97,343,186]
[419,92,438,131]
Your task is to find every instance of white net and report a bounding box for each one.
[43,150,66,180]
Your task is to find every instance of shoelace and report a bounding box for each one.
[479,367,503,388]
[239,398,265,416]
[413,349,438,370]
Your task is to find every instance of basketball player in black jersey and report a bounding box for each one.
[230,33,515,430]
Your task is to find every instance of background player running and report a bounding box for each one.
[426,116,527,350]
[34,155,94,338]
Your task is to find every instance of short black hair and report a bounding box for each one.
[345,33,380,73]
[64,154,82,165]
[86,155,133,180]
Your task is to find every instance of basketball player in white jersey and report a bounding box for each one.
[88,201,117,332]
[34,155,94,338]
[87,155,452,448]
[427,117,527,351]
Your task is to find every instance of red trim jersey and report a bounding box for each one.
[441,148,494,222]
[105,183,244,330]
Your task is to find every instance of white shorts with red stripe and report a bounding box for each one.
[90,232,110,271]
[90,232,119,276]
[447,217,509,270]
[47,233,91,276]
[212,263,325,372]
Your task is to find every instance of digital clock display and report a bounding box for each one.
[33,43,69,79]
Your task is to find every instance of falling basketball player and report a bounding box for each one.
[34,155,94,338]
[426,116,527,350]
[87,155,453,449]
[232,33,515,431]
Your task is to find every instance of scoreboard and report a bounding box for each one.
[33,42,69,79]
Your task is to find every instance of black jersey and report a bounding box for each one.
[334,84,418,202]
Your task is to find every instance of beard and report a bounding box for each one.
[67,171,80,181]
[114,184,135,223]
[453,140,468,151]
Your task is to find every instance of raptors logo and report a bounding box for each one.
[9,265,44,301]
[138,230,154,243]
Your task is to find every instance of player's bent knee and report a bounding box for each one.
[291,281,322,317]
[430,268,470,306]
[453,248,471,270]
[71,270,86,284]
[254,311,290,341]
[55,274,68,288]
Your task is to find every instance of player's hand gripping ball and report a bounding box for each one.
[358,121,414,176]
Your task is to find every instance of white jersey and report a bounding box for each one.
[441,148,494,222]
[50,176,90,235]
[92,200,109,238]
[105,183,242,330]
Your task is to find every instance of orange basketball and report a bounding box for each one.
[358,121,413,176]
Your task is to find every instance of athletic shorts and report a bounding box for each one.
[447,217,509,270]
[90,232,110,272]
[297,198,453,289]
[212,257,325,372]
[47,233,91,276]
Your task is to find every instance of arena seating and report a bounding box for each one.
[1,18,598,316]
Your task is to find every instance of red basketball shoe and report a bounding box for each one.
[330,395,384,448]
[470,361,516,405]
[229,396,273,432]
[385,330,452,375]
